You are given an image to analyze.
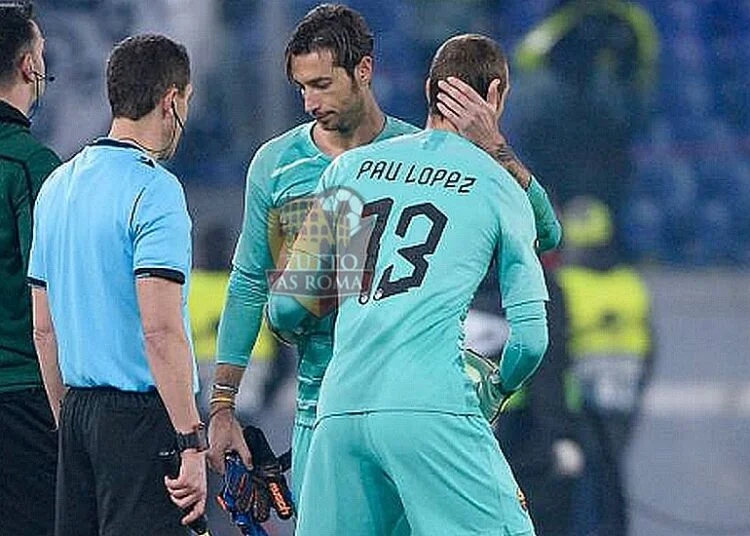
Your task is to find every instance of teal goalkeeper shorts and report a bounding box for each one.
[296,412,535,536]
[293,418,411,535]
[291,420,314,502]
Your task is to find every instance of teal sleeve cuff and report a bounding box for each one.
[215,265,268,367]
[499,300,549,392]
[527,176,563,252]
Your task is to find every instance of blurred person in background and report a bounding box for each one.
[0,3,60,535]
[557,196,655,536]
[28,34,207,535]
[511,0,659,257]
[467,245,583,536]
[490,271,585,536]
[207,2,561,511]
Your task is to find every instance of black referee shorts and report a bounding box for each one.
[0,388,57,536]
[56,388,189,536]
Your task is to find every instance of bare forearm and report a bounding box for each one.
[33,331,64,425]
[213,363,245,390]
[145,331,201,433]
[209,363,245,416]
[207,363,253,471]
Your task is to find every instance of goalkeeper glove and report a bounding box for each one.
[463,348,512,424]
[218,453,270,535]
[218,425,294,533]
[243,425,295,521]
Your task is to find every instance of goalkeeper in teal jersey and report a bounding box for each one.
[268,34,549,536]
[207,4,561,512]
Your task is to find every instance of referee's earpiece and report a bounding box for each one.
[171,100,185,134]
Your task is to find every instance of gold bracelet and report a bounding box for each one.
[209,395,236,406]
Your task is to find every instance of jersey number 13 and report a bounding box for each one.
[358,197,447,304]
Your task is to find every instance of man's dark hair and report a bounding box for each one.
[428,34,508,118]
[106,34,190,120]
[284,3,374,81]
[0,2,35,87]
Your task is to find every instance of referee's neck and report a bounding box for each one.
[108,114,165,159]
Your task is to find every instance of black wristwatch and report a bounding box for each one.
[176,423,209,453]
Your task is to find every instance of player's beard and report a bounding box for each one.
[317,78,366,134]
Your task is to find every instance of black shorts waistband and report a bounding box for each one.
[65,386,164,412]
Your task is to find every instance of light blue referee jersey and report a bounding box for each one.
[28,138,198,393]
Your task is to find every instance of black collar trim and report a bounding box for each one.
[90,137,145,151]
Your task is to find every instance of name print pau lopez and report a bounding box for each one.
[355,160,477,195]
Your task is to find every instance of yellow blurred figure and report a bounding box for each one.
[189,270,276,363]
[557,196,655,536]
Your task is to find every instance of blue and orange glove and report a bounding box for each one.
[242,425,295,521]
[218,425,295,535]
[218,453,269,536]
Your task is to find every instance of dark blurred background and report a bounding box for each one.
[31,0,750,267]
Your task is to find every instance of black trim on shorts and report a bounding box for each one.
[134,267,185,285]
[27,276,47,288]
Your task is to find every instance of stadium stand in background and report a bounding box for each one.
[32,0,750,267]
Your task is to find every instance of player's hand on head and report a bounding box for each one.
[208,410,253,474]
[436,76,506,153]
[439,76,533,190]
[164,449,208,524]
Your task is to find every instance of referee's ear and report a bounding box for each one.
[160,87,179,118]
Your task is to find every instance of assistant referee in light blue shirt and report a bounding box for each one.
[28,35,206,536]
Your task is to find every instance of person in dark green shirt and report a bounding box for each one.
[0,5,60,536]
